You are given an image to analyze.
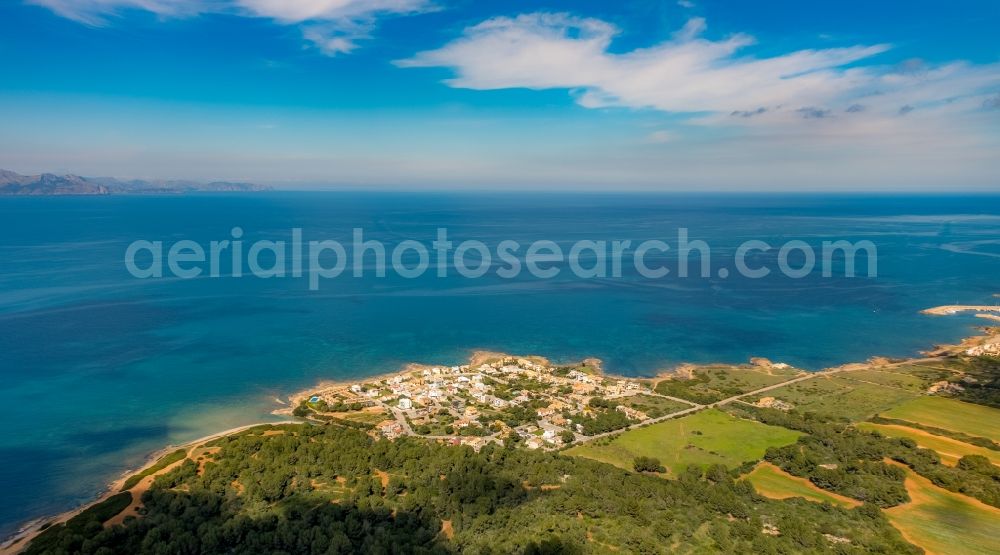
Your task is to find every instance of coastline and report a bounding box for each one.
[4,302,997,553]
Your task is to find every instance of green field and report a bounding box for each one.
[617,394,693,418]
[885,465,1000,555]
[752,375,918,420]
[881,396,1000,442]
[565,409,801,475]
[856,422,1000,466]
[654,365,801,404]
[744,463,860,508]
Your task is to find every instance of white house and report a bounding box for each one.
[398,397,413,410]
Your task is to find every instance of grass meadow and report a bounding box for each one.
[565,409,801,475]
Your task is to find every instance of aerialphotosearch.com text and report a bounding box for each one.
[124,227,877,290]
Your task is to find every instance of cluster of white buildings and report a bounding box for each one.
[307,356,655,450]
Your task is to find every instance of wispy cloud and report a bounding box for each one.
[27,0,204,25]
[28,0,431,54]
[397,13,1000,126]
[393,12,1000,187]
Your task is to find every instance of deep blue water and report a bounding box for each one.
[1,192,999,536]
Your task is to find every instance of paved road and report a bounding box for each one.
[391,408,415,435]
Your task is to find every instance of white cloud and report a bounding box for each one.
[26,0,205,25]
[28,0,430,54]
[236,0,426,23]
[394,12,1000,187]
[398,13,1000,123]
[237,0,428,55]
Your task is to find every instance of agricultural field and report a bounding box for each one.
[749,374,918,420]
[881,396,1000,442]
[856,422,1000,466]
[743,462,860,508]
[654,365,802,404]
[616,394,693,418]
[565,409,801,475]
[885,463,1000,555]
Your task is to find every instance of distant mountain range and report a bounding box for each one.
[0,169,271,195]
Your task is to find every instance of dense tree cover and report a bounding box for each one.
[765,440,909,508]
[731,405,1000,508]
[867,415,1000,450]
[633,456,665,473]
[28,423,918,554]
[566,407,630,436]
[29,493,132,553]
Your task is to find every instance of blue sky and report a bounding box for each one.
[1,0,998,190]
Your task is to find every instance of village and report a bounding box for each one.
[287,324,1000,454]
[290,355,683,451]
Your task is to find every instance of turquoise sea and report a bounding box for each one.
[1,192,998,536]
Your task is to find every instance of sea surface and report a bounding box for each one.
[1,192,998,536]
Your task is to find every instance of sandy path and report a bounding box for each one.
[861,423,1000,467]
[105,453,191,527]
